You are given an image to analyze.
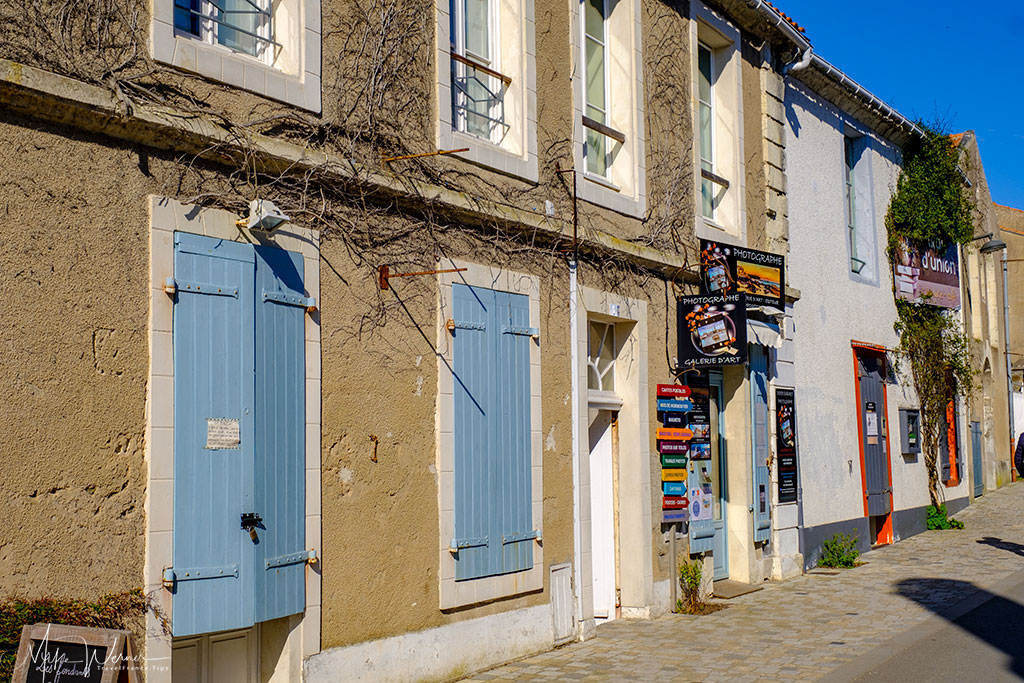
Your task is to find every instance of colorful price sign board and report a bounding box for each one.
[663,509,690,523]
[658,440,688,455]
[662,496,689,509]
[657,384,691,398]
[662,481,686,496]
[660,453,688,469]
[661,412,687,427]
[657,398,694,413]
[657,427,693,441]
[661,468,688,482]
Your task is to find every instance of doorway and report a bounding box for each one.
[708,373,728,580]
[854,348,893,545]
[588,409,617,620]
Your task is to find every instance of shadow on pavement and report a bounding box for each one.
[895,577,1024,678]
[977,536,1024,557]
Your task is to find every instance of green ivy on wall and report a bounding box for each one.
[886,123,976,513]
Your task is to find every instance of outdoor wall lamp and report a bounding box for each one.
[980,237,1007,254]
[238,198,290,233]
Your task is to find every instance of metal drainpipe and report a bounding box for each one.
[570,258,583,632]
[1003,249,1015,453]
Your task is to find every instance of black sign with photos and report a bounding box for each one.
[776,387,798,504]
[699,239,786,310]
[677,293,748,367]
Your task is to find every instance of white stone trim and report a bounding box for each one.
[436,0,538,181]
[435,260,544,609]
[149,0,322,112]
[144,196,321,682]
[569,0,646,217]
[304,604,552,682]
[573,286,651,628]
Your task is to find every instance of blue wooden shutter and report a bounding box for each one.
[253,245,307,623]
[494,291,534,574]
[172,233,256,637]
[452,283,496,579]
[750,345,771,543]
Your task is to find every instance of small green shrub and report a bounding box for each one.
[819,531,860,568]
[927,503,964,530]
[0,589,148,680]
[677,559,704,613]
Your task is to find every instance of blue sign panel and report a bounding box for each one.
[663,481,686,496]
[657,398,693,413]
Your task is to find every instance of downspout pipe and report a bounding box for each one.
[1003,250,1015,456]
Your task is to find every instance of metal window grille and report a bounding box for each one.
[451,56,509,140]
[173,0,279,59]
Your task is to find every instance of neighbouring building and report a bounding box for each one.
[995,203,1024,446]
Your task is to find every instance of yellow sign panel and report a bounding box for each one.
[657,427,693,441]
[661,468,688,482]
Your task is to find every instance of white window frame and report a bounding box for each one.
[844,135,864,273]
[570,0,646,217]
[449,0,507,142]
[697,40,717,221]
[582,0,610,179]
[691,3,744,241]
[841,124,879,283]
[173,0,275,64]
[437,0,538,181]
[151,0,322,112]
[436,261,543,609]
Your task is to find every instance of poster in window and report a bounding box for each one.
[699,239,785,310]
[677,293,748,368]
[775,388,798,504]
[893,237,960,309]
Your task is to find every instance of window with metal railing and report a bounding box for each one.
[173,0,277,61]
[449,0,510,141]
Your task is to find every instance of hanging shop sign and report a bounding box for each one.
[893,237,960,309]
[677,293,748,367]
[775,387,798,504]
[657,427,693,441]
[657,384,691,398]
[699,239,785,310]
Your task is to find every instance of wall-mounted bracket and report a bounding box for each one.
[379,264,467,290]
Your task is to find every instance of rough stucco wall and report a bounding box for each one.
[784,78,939,532]
[318,240,574,649]
[740,31,767,251]
[0,111,150,598]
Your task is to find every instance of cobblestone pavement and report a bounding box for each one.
[463,483,1024,682]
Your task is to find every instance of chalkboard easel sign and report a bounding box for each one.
[12,623,141,683]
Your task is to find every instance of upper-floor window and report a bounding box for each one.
[153,0,322,111]
[450,0,510,141]
[587,320,615,392]
[697,41,716,219]
[174,0,274,61]
[844,136,865,273]
[692,6,742,237]
[583,0,610,177]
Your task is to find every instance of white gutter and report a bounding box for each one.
[744,0,811,52]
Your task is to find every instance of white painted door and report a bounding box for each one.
[172,628,258,683]
[588,409,616,620]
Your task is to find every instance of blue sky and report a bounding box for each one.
[775,1,1024,209]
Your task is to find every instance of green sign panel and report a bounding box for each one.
[661,453,688,468]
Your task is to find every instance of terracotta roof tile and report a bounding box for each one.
[764,1,807,34]
[995,203,1024,214]
[949,132,965,146]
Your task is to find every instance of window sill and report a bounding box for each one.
[584,172,620,193]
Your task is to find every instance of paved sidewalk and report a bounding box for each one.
[463,484,1024,682]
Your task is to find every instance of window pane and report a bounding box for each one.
[585,0,605,44]
[701,178,715,219]
[586,128,607,176]
[698,44,712,104]
[699,101,712,165]
[174,0,201,35]
[219,0,262,56]
[465,0,490,61]
[585,37,605,112]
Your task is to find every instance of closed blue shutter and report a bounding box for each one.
[452,284,534,580]
[750,345,771,543]
[172,233,256,636]
[453,284,496,579]
[253,245,307,622]
[495,291,534,574]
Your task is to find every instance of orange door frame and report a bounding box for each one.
[851,341,895,544]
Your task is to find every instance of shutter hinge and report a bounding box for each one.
[502,529,540,544]
[170,278,239,298]
[266,549,318,569]
[446,319,486,333]
[449,536,488,553]
[263,289,316,310]
[161,564,239,588]
[503,325,539,340]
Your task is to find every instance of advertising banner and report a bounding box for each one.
[677,293,748,368]
[775,387,798,504]
[699,239,785,310]
[893,237,961,309]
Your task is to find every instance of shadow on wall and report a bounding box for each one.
[895,576,1024,678]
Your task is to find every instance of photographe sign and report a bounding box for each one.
[699,239,785,310]
[677,293,748,367]
[12,623,140,683]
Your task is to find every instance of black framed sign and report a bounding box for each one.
[12,624,141,683]
[677,293,747,368]
[699,239,785,310]
[775,388,798,504]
